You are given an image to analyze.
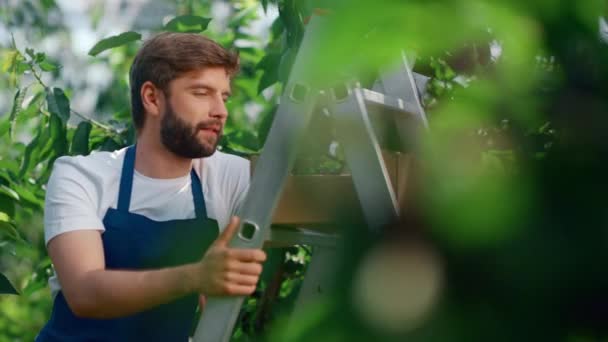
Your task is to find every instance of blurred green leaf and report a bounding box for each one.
[34,52,45,63]
[25,48,35,59]
[36,113,62,162]
[8,87,27,140]
[21,278,46,297]
[0,120,9,138]
[46,87,70,124]
[40,0,57,10]
[99,136,121,152]
[18,130,41,178]
[2,50,23,73]
[38,60,58,71]
[19,90,44,119]
[71,121,92,156]
[278,48,297,84]
[10,183,43,209]
[0,210,22,243]
[0,272,18,295]
[88,31,141,56]
[164,15,211,33]
[0,185,19,202]
[257,53,281,93]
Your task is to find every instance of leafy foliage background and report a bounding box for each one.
[1,0,608,341]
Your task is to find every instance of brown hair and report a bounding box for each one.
[129,32,239,129]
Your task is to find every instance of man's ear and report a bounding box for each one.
[140,81,164,119]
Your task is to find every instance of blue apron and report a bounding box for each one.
[37,145,219,341]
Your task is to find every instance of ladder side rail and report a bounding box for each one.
[331,84,400,232]
[192,15,330,342]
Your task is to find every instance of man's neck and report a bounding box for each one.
[133,133,194,179]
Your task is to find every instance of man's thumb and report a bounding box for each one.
[216,216,240,245]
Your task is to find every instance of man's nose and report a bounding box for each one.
[210,96,228,120]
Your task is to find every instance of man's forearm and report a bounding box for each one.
[69,263,199,319]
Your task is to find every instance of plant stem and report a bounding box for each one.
[69,110,118,133]
[30,66,47,89]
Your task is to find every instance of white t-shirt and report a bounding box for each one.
[44,147,250,296]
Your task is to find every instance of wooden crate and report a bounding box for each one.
[250,151,413,227]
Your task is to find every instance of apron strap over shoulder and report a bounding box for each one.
[117,145,136,212]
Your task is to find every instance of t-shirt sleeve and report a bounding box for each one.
[44,157,105,245]
[229,156,250,217]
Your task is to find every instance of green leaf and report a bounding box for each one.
[19,124,43,178]
[41,0,57,10]
[21,277,46,297]
[25,48,35,59]
[19,91,44,120]
[224,130,259,152]
[0,185,19,202]
[46,87,70,124]
[258,69,279,95]
[0,120,9,138]
[278,48,297,84]
[0,211,20,242]
[0,211,12,223]
[279,0,304,48]
[51,113,68,156]
[2,50,21,71]
[88,31,142,56]
[0,194,16,218]
[0,272,18,295]
[36,113,67,166]
[10,183,43,209]
[228,7,258,29]
[39,60,58,72]
[164,15,211,33]
[15,61,30,75]
[8,87,27,140]
[257,53,281,94]
[71,121,92,156]
[99,137,121,152]
[34,52,46,63]
[271,17,284,38]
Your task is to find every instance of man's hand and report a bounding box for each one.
[198,294,206,311]
[193,217,266,296]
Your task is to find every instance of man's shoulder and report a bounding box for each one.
[52,147,127,181]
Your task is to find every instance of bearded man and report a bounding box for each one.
[36,32,266,341]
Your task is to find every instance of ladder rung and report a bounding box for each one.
[361,88,424,123]
[266,226,341,248]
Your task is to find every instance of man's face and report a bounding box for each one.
[160,67,231,158]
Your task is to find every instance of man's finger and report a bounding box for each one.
[225,272,260,287]
[222,284,256,296]
[198,294,207,310]
[215,216,240,246]
[226,261,263,276]
[230,249,266,263]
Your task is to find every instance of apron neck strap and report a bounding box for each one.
[190,169,206,219]
[117,145,136,212]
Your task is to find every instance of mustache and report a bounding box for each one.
[195,119,223,131]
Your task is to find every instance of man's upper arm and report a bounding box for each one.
[44,157,107,305]
[47,230,106,305]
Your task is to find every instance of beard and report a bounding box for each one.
[160,102,222,159]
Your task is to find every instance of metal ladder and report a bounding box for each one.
[192,15,428,342]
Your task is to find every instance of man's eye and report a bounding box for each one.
[193,92,207,96]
